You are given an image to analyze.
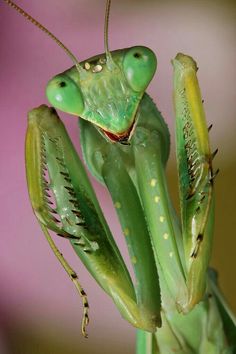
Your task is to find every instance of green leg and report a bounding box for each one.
[136,330,159,354]
[132,127,187,310]
[102,144,161,329]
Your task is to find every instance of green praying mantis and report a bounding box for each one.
[3,0,236,352]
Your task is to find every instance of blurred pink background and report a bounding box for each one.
[0,0,236,353]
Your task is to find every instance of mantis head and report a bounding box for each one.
[46,46,157,141]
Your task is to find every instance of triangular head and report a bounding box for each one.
[46,46,157,141]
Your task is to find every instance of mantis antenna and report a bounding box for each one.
[104,0,113,65]
[3,0,84,73]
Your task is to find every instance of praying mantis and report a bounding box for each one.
[2,0,236,353]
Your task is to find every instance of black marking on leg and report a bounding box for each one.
[76,222,86,226]
[64,177,72,183]
[83,248,92,253]
[210,168,219,182]
[60,171,70,177]
[199,195,206,203]
[52,216,61,223]
[64,186,74,192]
[186,191,194,200]
[191,234,203,258]
[49,208,58,215]
[46,198,54,205]
[69,199,79,205]
[211,148,218,160]
[72,210,81,216]
[56,233,81,240]
[197,234,203,242]
[196,206,201,213]
[208,124,213,132]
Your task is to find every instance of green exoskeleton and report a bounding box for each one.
[4,0,236,352]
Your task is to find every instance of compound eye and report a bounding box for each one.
[123,46,157,92]
[46,74,84,115]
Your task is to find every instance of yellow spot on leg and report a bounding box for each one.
[115,202,121,209]
[131,256,137,264]
[160,216,165,223]
[154,196,160,203]
[124,228,130,237]
[163,233,169,240]
[169,252,173,258]
[150,178,157,187]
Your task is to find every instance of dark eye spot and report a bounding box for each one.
[59,81,66,87]
[133,52,141,59]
